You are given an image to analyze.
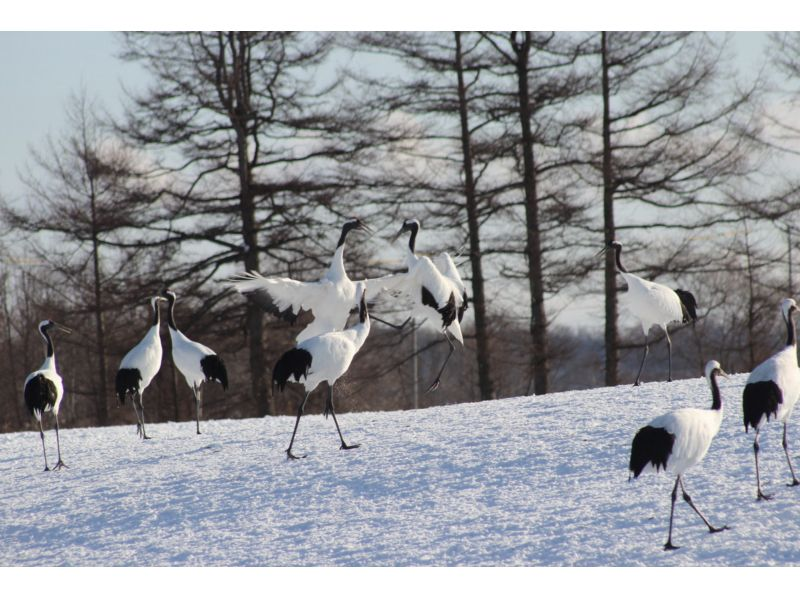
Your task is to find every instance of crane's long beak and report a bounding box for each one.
[595,246,609,258]
[392,225,408,243]
[718,369,730,379]
[55,324,72,335]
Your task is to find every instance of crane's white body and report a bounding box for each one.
[24,356,64,421]
[295,315,371,394]
[119,321,163,393]
[168,327,217,389]
[645,407,723,476]
[619,271,685,334]
[745,345,800,426]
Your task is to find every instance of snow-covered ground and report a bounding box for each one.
[2,373,800,566]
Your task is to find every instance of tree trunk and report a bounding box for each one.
[453,31,496,401]
[514,31,549,395]
[601,31,619,387]
[89,182,109,425]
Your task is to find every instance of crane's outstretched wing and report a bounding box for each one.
[227,271,324,325]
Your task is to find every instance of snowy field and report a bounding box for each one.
[2,373,800,567]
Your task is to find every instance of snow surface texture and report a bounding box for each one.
[2,373,800,566]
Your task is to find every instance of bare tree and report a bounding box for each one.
[117,32,374,416]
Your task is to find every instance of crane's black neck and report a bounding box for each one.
[709,370,722,411]
[612,244,627,273]
[165,295,178,331]
[407,224,419,253]
[152,301,162,328]
[337,221,359,248]
[786,307,797,347]
[41,327,54,358]
[359,293,368,324]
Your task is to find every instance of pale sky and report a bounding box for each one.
[0,31,772,203]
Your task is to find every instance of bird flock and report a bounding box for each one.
[18,226,800,554]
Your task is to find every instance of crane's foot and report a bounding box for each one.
[787,478,800,487]
[663,541,680,551]
[757,489,773,501]
[426,379,441,393]
[43,465,51,472]
[709,525,729,534]
[53,460,69,470]
[633,381,642,387]
[286,449,306,460]
[340,442,360,451]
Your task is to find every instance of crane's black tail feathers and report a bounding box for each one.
[422,287,457,329]
[675,288,698,324]
[115,369,142,405]
[201,354,229,390]
[743,380,783,432]
[629,425,675,479]
[273,348,312,392]
[24,374,58,417]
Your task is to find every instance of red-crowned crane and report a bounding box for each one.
[629,360,729,550]
[273,282,370,460]
[743,297,800,500]
[115,296,166,439]
[600,240,697,386]
[162,289,228,434]
[228,218,375,343]
[24,320,71,471]
[370,219,468,392]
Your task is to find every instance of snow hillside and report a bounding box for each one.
[2,373,800,567]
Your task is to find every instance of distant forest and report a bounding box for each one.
[3,32,800,434]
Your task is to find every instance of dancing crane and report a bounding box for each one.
[599,240,697,385]
[629,360,729,550]
[371,219,468,392]
[24,320,71,471]
[273,282,370,459]
[743,297,800,500]
[116,296,166,439]
[162,289,228,434]
[229,218,374,343]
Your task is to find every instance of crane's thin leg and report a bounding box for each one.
[679,478,726,533]
[426,332,456,393]
[325,384,359,451]
[372,315,411,330]
[194,385,202,435]
[754,428,772,501]
[286,392,311,460]
[130,396,144,438]
[53,412,68,470]
[634,331,650,386]
[135,393,151,440]
[664,476,681,550]
[38,417,50,472]
[782,423,800,487]
[664,326,673,382]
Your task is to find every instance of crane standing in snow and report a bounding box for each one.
[162,290,229,435]
[24,320,71,471]
[371,219,468,392]
[742,298,800,500]
[629,360,729,550]
[116,297,166,439]
[273,282,371,459]
[229,218,376,343]
[599,240,697,386]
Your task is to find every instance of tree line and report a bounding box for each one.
[2,31,800,434]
